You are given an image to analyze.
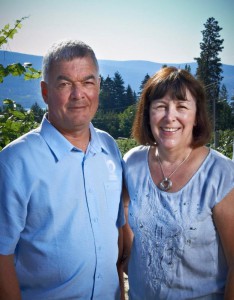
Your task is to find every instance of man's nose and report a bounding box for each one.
[71,84,84,99]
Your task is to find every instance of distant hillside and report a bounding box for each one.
[0,51,233,109]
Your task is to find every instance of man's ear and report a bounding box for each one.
[41,81,48,104]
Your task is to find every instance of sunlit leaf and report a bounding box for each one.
[3,99,14,105]
[7,63,25,76]
[3,24,10,30]
[0,36,7,45]
[24,71,41,80]
[8,29,17,39]
[11,110,26,120]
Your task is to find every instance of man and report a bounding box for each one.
[0,40,124,299]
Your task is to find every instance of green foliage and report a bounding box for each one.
[230,95,234,117]
[138,73,150,97]
[118,105,136,138]
[213,130,234,159]
[0,18,41,83]
[0,18,42,150]
[0,18,24,47]
[184,64,191,73]
[116,138,138,156]
[93,104,136,139]
[0,99,39,150]
[93,110,120,138]
[30,102,46,123]
[195,17,224,128]
[99,73,137,113]
[0,62,41,83]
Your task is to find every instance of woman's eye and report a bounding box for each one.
[178,105,187,109]
[155,105,166,110]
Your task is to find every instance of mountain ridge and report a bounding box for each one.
[1,51,233,109]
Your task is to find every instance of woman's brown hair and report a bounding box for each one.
[132,67,212,147]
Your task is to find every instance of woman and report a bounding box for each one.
[122,67,234,299]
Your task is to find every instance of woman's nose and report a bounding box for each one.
[164,107,176,121]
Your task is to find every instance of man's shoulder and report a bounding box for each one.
[93,127,118,148]
[94,127,114,140]
[0,127,41,159]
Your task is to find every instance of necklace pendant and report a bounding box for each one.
[159,178,172,191]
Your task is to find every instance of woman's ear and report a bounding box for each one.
[41,81,48,104]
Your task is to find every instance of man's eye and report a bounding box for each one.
[58,82,71,88]
[84,81,94,86]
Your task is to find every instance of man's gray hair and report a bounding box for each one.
[42,39,99,82]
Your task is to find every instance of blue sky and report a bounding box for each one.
[1,0,234,65]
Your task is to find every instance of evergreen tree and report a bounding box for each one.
[99,75,115,111]
[219,84,228,102]
[30,102,45,123]
[138,74,150,98]
[113,72,126,112]
[93,110,120,138]
[230,95,234,116]
[184,64,191,73]
[125,85,137,107]
[217,85,234,130]
[118,105,136,138]
[195,17,224,134]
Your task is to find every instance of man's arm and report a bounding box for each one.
[0,254,21,300]
[117,227,125,300]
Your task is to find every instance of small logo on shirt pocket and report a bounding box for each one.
[106,159,118,180]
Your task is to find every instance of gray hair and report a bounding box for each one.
[42,39,99,82]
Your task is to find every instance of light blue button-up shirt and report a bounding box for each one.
[0,116,124,300]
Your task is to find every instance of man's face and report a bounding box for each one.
[41,56,100,135]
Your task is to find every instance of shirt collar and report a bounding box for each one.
[88,123,109,155]
[39,116,75,161]
[39,115,109,161]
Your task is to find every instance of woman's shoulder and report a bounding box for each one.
[123,145,149,162]
[209,148,234,171]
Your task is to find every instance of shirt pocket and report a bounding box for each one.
[104,182,122,222]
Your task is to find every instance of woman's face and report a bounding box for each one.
[149,89,197,151]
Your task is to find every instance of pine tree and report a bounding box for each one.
[138,74,150,98]
[217,84,233,130]
[113,72,126,112]
[99,75,115,111]
[230,95,234,115]
[30,102,45,123]
[125,85,137,107]
[195,17,224,134]
[184,64,191,73]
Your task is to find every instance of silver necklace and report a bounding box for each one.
[156,148,192,191]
